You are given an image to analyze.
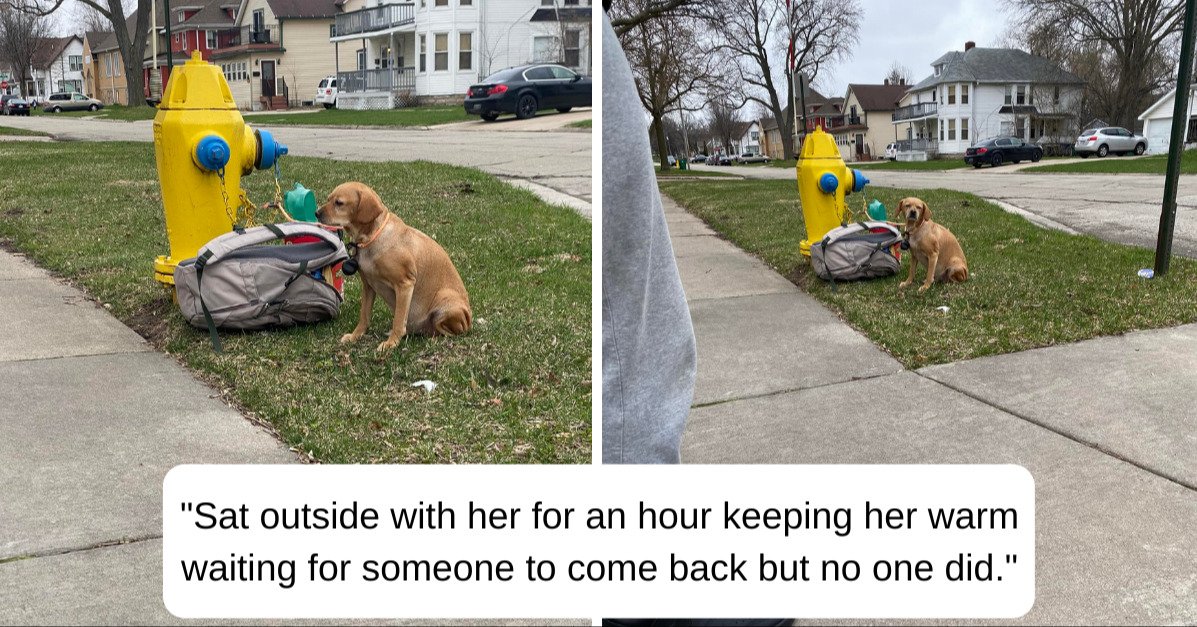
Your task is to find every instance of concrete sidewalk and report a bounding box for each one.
[664,195,1197,624]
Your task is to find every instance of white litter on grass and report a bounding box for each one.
[936,306,950,313]
[411,380,437,392]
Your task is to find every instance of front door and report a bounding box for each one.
[261,60,276,98]
[855,133,864,157]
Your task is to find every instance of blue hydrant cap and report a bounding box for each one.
[819,172,839,194]
[852,169,870,193]
[195,135,230,172]
[255,128,288,170]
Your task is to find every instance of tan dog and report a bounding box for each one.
[317,182,471,352]
[898,197,969,293]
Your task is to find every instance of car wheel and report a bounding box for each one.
[516,94,537,120]
[51,106,61,113]
[481,113,499,122]
[1098,144,1109,157]
[1032,151,1042,162]
[990,152,1003,167]
[88,104,99,111]
[556,106,572,113]
[973,163,983,169]
[1135,143,1146,156]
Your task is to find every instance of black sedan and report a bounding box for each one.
[465,64,591,122]
[964,137,1043,168]
[1,95,31,116]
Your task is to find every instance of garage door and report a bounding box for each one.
[1147,119,1171,155]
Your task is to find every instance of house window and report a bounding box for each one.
[435,0,447,5]
[104,55,112,77]
[940,123,945,141]
[961,117,969,141]
[1053,85,1060,105]
[564,29,581,67]
[434,33,448,71]
[948,118,956,140]
[114,58,120,76]
[460,0,472,5]
[1005,85,1012,105]
[961,84,968,104]
[541,0,554,4]
[948,85,955,104]
[68,55,82,71]
[1016,85,1026,105]
[206,30,217,48]
[532,36,557,63]
[177,10,184,22]
[419,35,426,72]
[459,32,472,71]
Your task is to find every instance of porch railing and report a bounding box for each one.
[224,23,279,47]
[894,138,938,153]
[336,67,416,93]
[892,102,937,122]
[334,3,415,38]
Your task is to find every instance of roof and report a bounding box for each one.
[266,0,339,19]
[911,47,1084,90]
[30,36,80,69]
[847,83,909,111]
[1138,88,1197,120]
[530,7,591,21]
[177,1,235,28]
[85,30,119,55]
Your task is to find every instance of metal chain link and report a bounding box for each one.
[217,167,237,227]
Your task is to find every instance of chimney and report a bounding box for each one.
[965,41,976,51]
[900,77,906,85]
[884,78,890,85]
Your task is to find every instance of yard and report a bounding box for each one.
[245,106,473,127]
[1022,149,1197,174]
[33,104,158,121]
[0,140,591,464]
[658,178,1197,368]
[0,125,49,136]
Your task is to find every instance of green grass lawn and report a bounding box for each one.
[657,166,734,178]
[658,179,1197,368]
[1022,149,1197,174]
[853,159,971,170]
[567,119,592,129]
[0,125,49,136]
[0,140,591,463]
[245,107,473,127]
[34,104,158,121]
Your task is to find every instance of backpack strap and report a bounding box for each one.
[197,222,346,267]
[193,250,222,353]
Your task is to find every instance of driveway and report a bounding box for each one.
[1,114,591,213]
[692,162,1197,258]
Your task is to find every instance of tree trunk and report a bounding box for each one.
[651,114,671,169]
[109,0,151,107]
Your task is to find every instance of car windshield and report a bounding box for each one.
[318,79,328,88]
[482,68,522,83]
[1081,129,1096,135]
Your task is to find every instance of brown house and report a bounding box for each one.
[83,31,129,105]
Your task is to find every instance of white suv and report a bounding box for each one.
[315,76,338,109]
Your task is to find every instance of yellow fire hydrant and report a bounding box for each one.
[796,126,870,256]
[152,51,288,285]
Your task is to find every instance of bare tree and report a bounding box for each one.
[0,5,49,98]
[707,96,742,155]
[74,2,109,33]
[6,0,151,107]
[612,0,727,168]
[885,60,911,85]
[717,0,860,160]
[1009,0,1185,128]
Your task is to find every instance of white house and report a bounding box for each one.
[891,41,1084,159]
[1137,87,1197,155]
[736,120,762,155]
[14,36,86,100]
[329,0,591,109]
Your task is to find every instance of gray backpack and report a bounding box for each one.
[810,221,903,285]
[174,223,349,352]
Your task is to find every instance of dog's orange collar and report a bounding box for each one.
[355,213,392,249]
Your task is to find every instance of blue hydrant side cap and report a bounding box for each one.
[852,169,870,193]
[818,172,839,194]
[255,128,288,170]
[195,135,230,172]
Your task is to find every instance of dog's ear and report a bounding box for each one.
[917,199,931,226]
[353,184,386,225]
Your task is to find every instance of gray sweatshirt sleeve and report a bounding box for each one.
[601,13,698,464]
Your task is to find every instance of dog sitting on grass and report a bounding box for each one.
[317,182,472,352]
[897,196,969,293]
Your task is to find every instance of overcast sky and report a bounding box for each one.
[815,0,1014,98]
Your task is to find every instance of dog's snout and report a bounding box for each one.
[908,211,918,220]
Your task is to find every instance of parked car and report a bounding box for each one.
[736,152,770,164]
[690,154,707,163]
[464,64,591,121]
[1074,127,1147,158]
[1,95,31,116]
[709,154,732,165]
[884,142,898,160]
[964,136,1043,168]
[42,92,103,113]
[315,76,338,109]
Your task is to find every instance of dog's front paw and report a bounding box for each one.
[898,280,912,290]
[376,339,398,353]
[340,333,361,344]
[918,284,931,293]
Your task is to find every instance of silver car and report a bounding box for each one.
[42,92,103,113]
[1075,127,1147,158]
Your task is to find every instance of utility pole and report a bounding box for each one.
[165,0,174,73]
[1155,0,1197,276]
